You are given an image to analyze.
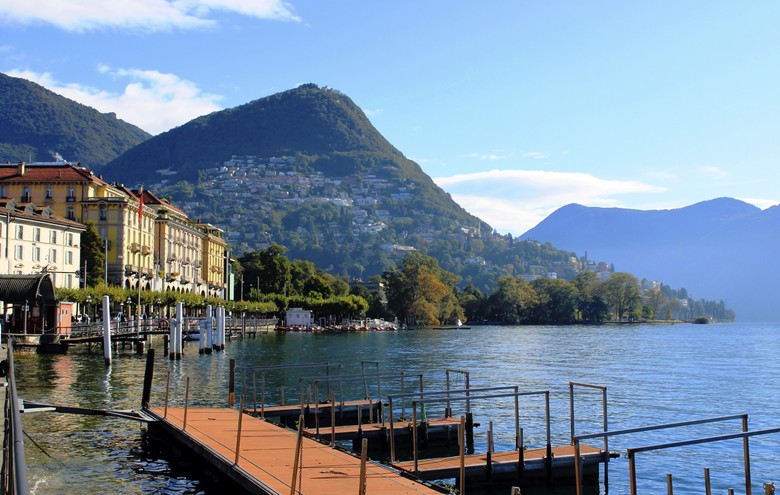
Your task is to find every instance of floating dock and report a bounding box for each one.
[392,444,609,483]
[146,406,446,495]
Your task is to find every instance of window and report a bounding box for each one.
[49,249,57,263]
[34,227,41,242]
[14,245,22,260]
[0,185,7,197]
[50,230,57,244]
[15,225,23,240]
[67,187,76,201]
[66,274,73,288]
[66,207,75,220]
[99,203,107,221]
[66,251,73,264]
[33,247,40,262]
[45,187,53,199]
[22,187,30,202]
[66,233,74,246]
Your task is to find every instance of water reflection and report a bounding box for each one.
[15,323,780,494]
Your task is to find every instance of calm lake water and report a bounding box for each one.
[14,322,780,494]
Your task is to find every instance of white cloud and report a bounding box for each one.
[464,152,512,161]
[698,166,729,181]
[739,197,780,210]
[434,169,666,235]
[0,0,299,32]
[523,151,549,160]
[9,68,222,134]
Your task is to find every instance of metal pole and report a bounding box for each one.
[412,401,419,472]
[704,468,711,495]
[234,395,245,465]
[358,437,368,495]
[388,396,395,462]
[164,371,170,419]
[290,414,304,495]
[743,415,752,495]
[459,415,466,495]
[183,377,190,431]
[666,473,673,495]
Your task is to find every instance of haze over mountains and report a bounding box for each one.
[1,72,765,320]
[522,198,778,321]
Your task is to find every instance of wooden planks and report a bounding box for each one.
[392,444,605,481]
[148,407,444,495]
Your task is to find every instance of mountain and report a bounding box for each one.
[103,83,420,183]
[522,198,779,321]
[0,72,151,167]
[103,84,581,289]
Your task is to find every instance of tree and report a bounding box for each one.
[239,244,292,297]
[80,223,105,286]
[384,252,462,326]
[597,272,641,321]
[530,278,578,324]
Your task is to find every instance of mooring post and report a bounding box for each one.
[183,376,190,431]
[141,348,155,409]
[667,473,674,495]
[102,295,112,365]
[175,302,183,359]
[198,318,206,355]
[205,304,213,354]
[704,467,711,495]
[228,359,235,407]
[168,315,176,360]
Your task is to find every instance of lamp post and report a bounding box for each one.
[86,294,93,322]
[23,299,28,335]
[126,296,132,324]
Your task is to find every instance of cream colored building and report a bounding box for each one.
[0,199,85,288]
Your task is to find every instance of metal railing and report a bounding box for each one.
[2,340,29,495]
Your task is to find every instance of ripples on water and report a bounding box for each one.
[15,323,780,494]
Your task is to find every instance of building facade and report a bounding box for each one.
[0,162,229,297]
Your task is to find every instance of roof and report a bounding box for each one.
[0,274,57,305]
[0,162,110,186]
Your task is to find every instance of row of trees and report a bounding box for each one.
[74,234,734,326]
[380,252,735,326]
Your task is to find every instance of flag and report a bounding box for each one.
[137,185,144,222]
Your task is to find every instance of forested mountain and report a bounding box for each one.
[0,72,150,167]
[522,198,779,321]
[100,84,580,291]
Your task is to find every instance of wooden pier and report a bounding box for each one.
[146,406,446,495]
[392,444,609,483]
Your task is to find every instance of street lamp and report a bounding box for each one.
[126,296,132,322]
[86,294,93,321]
[23,300,29,335]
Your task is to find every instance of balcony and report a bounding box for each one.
[66,196,76,202]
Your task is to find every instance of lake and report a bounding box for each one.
[14,322,780,494]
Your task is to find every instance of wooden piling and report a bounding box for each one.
[141,348,155,408]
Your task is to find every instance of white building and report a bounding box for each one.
[0,200,86,288]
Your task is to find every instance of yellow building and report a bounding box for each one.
[199,223,229,298]
[0,162,229,297]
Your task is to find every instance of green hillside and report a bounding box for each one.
[0,72,151,167]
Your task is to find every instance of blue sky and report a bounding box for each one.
[3,1,780,235]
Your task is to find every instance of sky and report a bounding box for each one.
[2,1,780,236]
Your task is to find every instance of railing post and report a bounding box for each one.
[704,467,711,495]
[234,395,245,465]
[666,473,674,495]
[743,414,752,495]
[228,359,235,407]
[183,377,190,431]
[358,437,369,495]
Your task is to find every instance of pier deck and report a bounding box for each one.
[147,406,445,495]
[392,444,607,481]
[304,416,462,444]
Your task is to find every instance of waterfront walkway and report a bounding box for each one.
[147,406,445,495]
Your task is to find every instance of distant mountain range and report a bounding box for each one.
[2,72,756,318]
[522,198,779,321]
[0,73,150,167]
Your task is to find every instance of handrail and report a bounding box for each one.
[627,426,780,495]
[3,340,30,495]
[572,413,750,495]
